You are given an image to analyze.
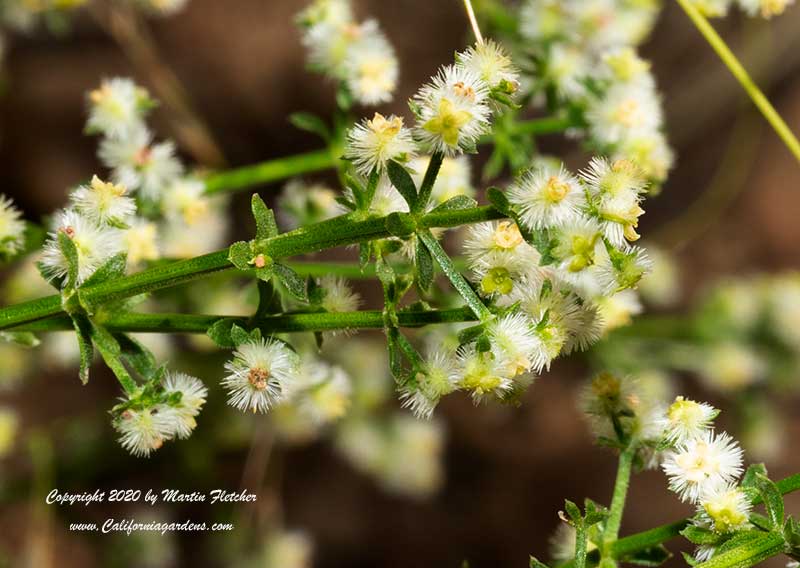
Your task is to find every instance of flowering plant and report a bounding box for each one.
[1,0,800,566]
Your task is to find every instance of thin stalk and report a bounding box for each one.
[418,229,493,321]
[603,443,636,550]
[676,0,800,163]
[0,205,505,331]
[414,152,444,213]
[462,0,485,44]
[11,308,477,335]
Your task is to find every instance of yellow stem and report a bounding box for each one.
[676,0,800,163]
[462,0,485,44]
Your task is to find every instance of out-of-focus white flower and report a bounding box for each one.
[70,175,136,226]
[380,415,445,498]
[698,482,752,533]
[343,24,398,105]
[124,220,160,267]
[259,530,314,568]
[587,84,663,147]
[160,206,228,258]
[318,275,360,313]
[160,372,208,439]
[86,78,152,137]
[413,65,491,155]
[278,180,340,229]
[345,113,416,176]
[698,342,766,393]
[507,164,586,230]
[737,0,795,17]
[546,44,592,99]
[599,47,654,87]
[136,0,190,16]
[99,125,183,201]
[115,407,174,457]
[595,289,643,333]
[369,178,408,216]
[660,396,719,445]
[520,0,572,44]
[0,194,26,259]
[160,177,209,225]
[40,209,124,284]
[409,155,474,205]
[638,244,681,307]
[222,338,299,413]
[662,431,744,503]
[691,0,734,16]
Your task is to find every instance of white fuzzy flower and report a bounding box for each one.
[345,113,416,176]
[343,24,398,105]
[70,175,136,225]
[660,396,719,445]
[277,180,340,229]
[160,207,228,259]
[599,47,654,87]
[507,165,586,230]
[292,362,352,425]
[160,372,208,439]
[137,0,190,16]
[662,431,744,503]
[124,219,160,267]
[698,481,752,533]
[520,0,572,43]
[400,351,460,419]
[0,194,26,258]
[547,44,592,100]
[99,125,183,200]
[614,129,674,184]
[298,1,357,75]
[587,83,663,147]
[39,209,124,284]
[222,338,299,413]
[595,289,643,333]
[319,275,360,313]
[409,155,474,205]
[737,0,795,18]
[161,177,209,225]
[369,177,409,216]
[457,345,514,403]
[86,78,152,137]
[455,40,520,91]
[488,312,539,377]
[115,407,174,457]
[413,65,491,155]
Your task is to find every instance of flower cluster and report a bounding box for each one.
[519,1,673,185]
[0,194,26,261]
[296,0,398,106]
[114,371,208,457]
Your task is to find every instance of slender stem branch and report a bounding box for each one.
[11,308,478,335]
[415,152,444,213]
[676,0,800,163]
[418,229,493,321]
[0,207,506,331]
[462,0,485,44]
[203,149,337,195]
[603,443,636,550]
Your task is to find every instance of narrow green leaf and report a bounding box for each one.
[230,324,251,346]
[80,253,128,288]
[624,545,671,567]
[71,314,94,385]
[0,331,40,347]
[273,263,308,302]
[742,464,769,489]
[387,160,418,209]
[57,230,80,289]
[486,186,512,216]
[681,525,725,546]
[695,531,785,568]
[114,333,157,378]
[427,195,478,214]
[288,111,330,140]
[251,194,278,240]
[755,474,784,529]
[415,237,434,291]
[359,242,371,271]
[529,557,550,568]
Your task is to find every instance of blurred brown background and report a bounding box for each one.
[1,1,800,567]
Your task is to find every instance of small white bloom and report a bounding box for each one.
[319,275,360,313]
[161,372,208,439]
[660,396,719,445]
[457,345,514,403]
[413,64,492,155]
[595,289,643,333]
[99,125,184,200]
[400,351,460,419]
[277,180,340,229]
[455,40,520,91]
[737,0,795,18]
[587,83,663,147]
[507,165,586,230]
[70,175,136,225]
[160,177,209,225]
[546,44,592,100]
[160,206,229,259]
[343,25,399,105]
[691,0,733,17]
[345,113,416,176]
[222,338,299,413]
[124,219,160,267]
[409,154,474,205]
[662,431,744,503]
[369,177,409,216]
[698,481,752,533]
[487,312,539,377]
[520,0,573,44]
[115,407,174,457]
[86,78,152,137]
[599,47,654,87]
[0,194,26,258]
[40,209,124,284]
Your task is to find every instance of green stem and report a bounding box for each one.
[90,324,138,395]
[203,148,337,195]
[676,0,800,163]
[603,443,636,552]
[414,151,444,213]
[11,308,477,334]
[417,229,493,321]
